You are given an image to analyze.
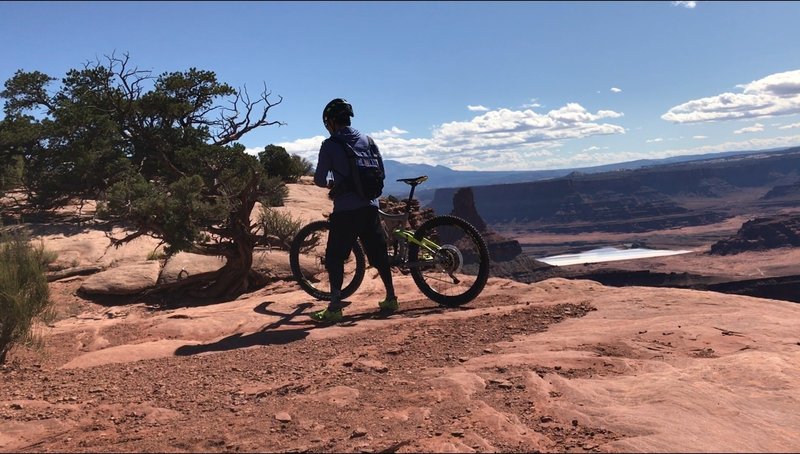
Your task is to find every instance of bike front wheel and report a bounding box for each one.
[289,220,366,301]
[408,215,490,307]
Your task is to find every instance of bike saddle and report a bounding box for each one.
[397,176,428,186]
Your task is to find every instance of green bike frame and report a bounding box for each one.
[393,228,439,255]
[392,229,442,253]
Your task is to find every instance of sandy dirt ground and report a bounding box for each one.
[2,182,800,453]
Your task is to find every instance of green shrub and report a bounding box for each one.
[258,145,314,183]
[260,176,289,207]
[147,248,166,261]
[0,228,54,363]
[0,156,24,193]
[258,207,301,249]
[40,248,59,265]
[289,154,314,180]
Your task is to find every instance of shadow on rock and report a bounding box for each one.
[175,301,315,356]
[175,298,457,357]
[174,329,311,356]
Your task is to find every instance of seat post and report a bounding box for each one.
[405,184,417,215]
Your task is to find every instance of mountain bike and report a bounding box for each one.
[289,176,490,307]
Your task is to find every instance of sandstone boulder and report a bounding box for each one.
[79,261,161,295]
[159,253,225,284]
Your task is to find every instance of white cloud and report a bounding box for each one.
[734,123,765,134]
[273,127,800,172]
[370,126,408,139]
[273,102,626,170]
[736,70,800,96]
[646,138,664,143]
[273,135,327,158]
[582,145,609,152]
[434,104,624,146]
[662,69,800,123]
[557,134,799,171]
[693,135,708,139]
[522,99,542,109]
[610,87,622,93]
[515,134,800,170]
[467,105,489,112]
[672,1,697,8]
[779,122,800,130]
[651,135,800,159]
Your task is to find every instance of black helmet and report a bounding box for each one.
[323,98,354,123]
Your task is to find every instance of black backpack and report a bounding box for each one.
[329,136,385,200]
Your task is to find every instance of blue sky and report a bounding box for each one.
[2,1,800,171]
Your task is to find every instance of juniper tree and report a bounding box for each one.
[0,52,287,298]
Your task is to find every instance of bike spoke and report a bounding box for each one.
[409,215,490,306]
[289,221,366,301]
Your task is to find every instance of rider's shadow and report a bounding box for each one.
[254,300,396,327]
[174,300,451,356]
[174,302,315,356]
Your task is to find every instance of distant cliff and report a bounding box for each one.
[710,214,800,255]
[442,187,559,282]
[382,146,797,198]
[429,176,719,233]
[427,147,800,233]
[761,180,800,200]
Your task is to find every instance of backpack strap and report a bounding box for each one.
[366,136,385,176]
[325,136,353,178]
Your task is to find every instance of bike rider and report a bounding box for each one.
[310,98,398,323]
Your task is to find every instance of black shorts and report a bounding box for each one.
[326,206,389,270]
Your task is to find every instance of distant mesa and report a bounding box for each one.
[451,187,518,260]
[427,146,800,234]
[710,213,800,255]
[449,187,558,281]
[761,180,800,200]
[430,174,722,234]
[450,187,487,233]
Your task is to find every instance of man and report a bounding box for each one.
[310,98,398,323]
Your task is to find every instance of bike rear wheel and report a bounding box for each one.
[408,215,490,307]
[289,220,366,301]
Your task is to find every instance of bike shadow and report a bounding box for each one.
[256,300,453,325]
[174,300,455,356]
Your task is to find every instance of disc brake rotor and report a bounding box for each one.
[436,244,463,274]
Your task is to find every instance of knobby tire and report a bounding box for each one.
[289,220,366,301]
[408,215,490,307]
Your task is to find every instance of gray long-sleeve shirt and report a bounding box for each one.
[314,126,381,212]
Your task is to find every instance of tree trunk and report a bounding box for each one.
[152,174,267,300]
[192,187,260,299]
[201,241,254,298]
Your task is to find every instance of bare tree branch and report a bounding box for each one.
[105,228,147,250]
[213,83,285,145]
